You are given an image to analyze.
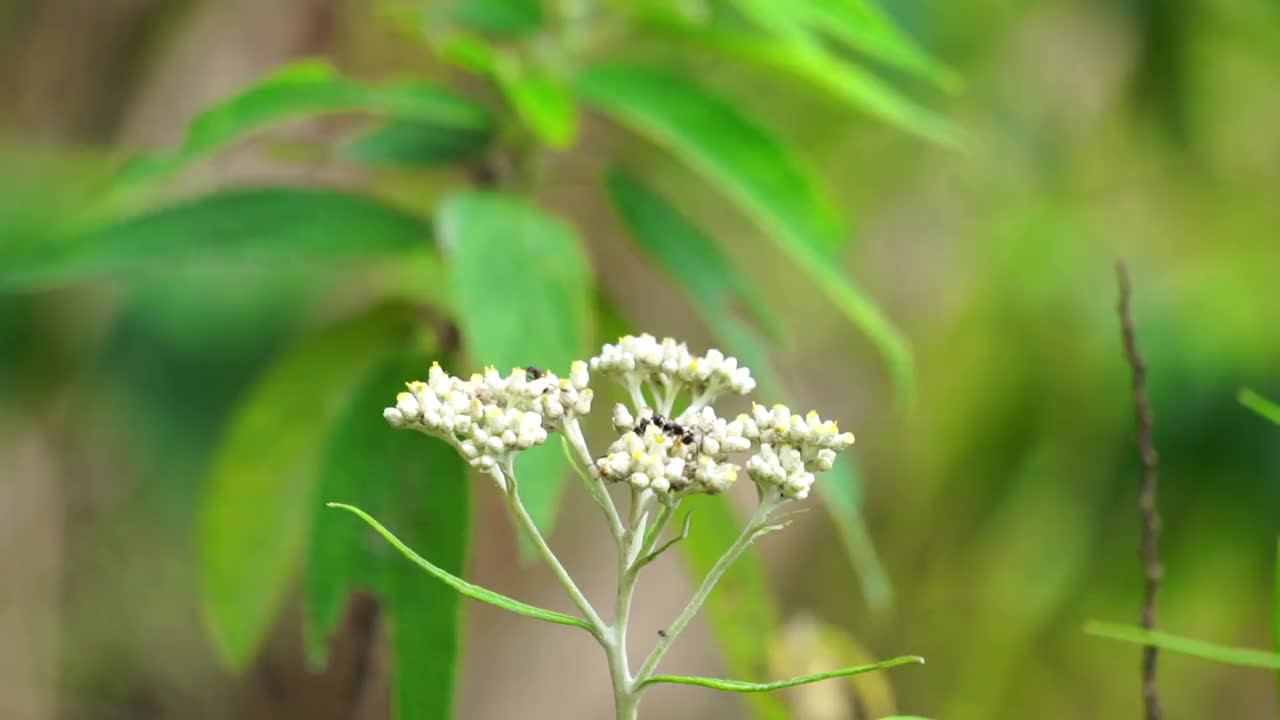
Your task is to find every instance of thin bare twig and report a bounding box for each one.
[1115,260,1164,720]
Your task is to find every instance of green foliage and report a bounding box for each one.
[0,188,435,292]
[578,63,914,398]
[438,191,592,551]
[117,60,493,188]
[448,0,544,36]
[1240,387,1280,426]
[343,119,493,168]
[197,305,417,670]
[1084,621,1280,670]
[305,352,471,720]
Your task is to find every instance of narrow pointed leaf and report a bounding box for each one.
[449,0,543,36]
[791,0,960,89]
[328,503,594,633]
[118,60,493,188]
[344,119,493,168]
[197,306,417,671]
[577,64,913,398]
[0,188,436,293]
[1240,387,1280,426]
[1085,621,1280,669]
[438,191,591,555]
[496,57,577,149]
[640,655,923,691]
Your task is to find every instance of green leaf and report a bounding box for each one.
[1084,621,1280,670]
[449,0,543,36]
[0,188,436,293]
[819,462,893,612]
[344,119,493,168]
[679,494,788,719]
[197,305,418,671]
[1240,387,1280,426]
[577,63,913,399]
[305,352,472,720]
[790,0,960,90]
[118,59,493,188]
[1274,538,1280,705]
[606,169,894,606]
[328,503,595,633]
[496,57,578,149]
[438,191,592,551]
[694,31,963,148]
[603,168,779,338]
[640,655,923,692]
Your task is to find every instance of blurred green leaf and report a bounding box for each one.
[435,33,500,74]
[496,57,578,149]
[118,59,493,187]
[197,305,417,671]
[694,31,962,148]
[603,168,779,338]
[576,63,913,399]
[605,169,893,607]
[819,462,893,611]
[791,0,960,90]
[1240,387,1280,426]
[640,655,923,692]
[0,188,436,293]
[679,494,788,719]
[344,119,493,168]
[328,503,595,632]
[438,191,591,551]
[305,351,472,720]
[449,0,543,36]
[1085,621,1280,669]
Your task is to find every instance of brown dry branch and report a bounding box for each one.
[1115,260,1164,720]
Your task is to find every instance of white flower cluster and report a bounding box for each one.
[597,405,749,496]
[590,334,755,398]
[384,361,593,473]
[741,404,855,500]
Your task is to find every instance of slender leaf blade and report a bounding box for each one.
[449,0,543,36]
[577,64,913,398]
[344,120,493,168]
[1240,387,1280,426]
[0,188,435,293]
[496,58,577,149]
[792,0,960,89]
[640,655,923,692]
[328,503,594,632]
[819,462,893,611]
[438,191,592,549]
[118,59,493,187]
[197,306,416,671]
[1084,621,1280,669]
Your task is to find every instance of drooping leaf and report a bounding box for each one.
[496,57,578,149]
[678,494,788,719]
[693,31,963,148]
[305,350,473,719]
[790,0,960,89]
[198,305,419,671]
[639,655,923,692]
[0,188,437,293]
[1084,621,1280,669]
[328,503,594,633]
[117,59,493,188]
[603,168,779,338]
[438,191,592,550]
[1240,387,1280,426]
[344,119,493,168]
[606,169,893,606]
[449,0,543,36]
[577,63,913,399]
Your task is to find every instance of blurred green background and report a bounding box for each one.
[3,0,1280,719]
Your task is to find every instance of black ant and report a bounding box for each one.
[525,365,545,380]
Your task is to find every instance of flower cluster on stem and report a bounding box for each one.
[381,334,858,719]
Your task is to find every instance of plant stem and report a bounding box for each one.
[564,418,626,541]
[633,494,781,684]
[497,464,606,632]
